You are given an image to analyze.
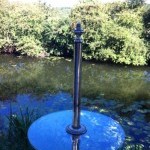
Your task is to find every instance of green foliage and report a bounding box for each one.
[7,107,37,150]
[142,5,150,63]
[0,107,37,150]
[128,0,145,8]
[143,7,150,39]
[43,18,73,56]
[70,1,148,65]
[0,1,56,57]
[0,0,149,65]
[16,36,45,57]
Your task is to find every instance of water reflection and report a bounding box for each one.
[72,136,80,150]
[0,92,72,116]
[0,55,149,102]
[0,91,149,149]
[0,55,150,149]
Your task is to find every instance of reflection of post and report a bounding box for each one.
[66,22,87,135]
[72,136,79,150]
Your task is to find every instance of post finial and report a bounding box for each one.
[74,22,84,43]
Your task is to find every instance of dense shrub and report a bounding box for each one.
[142,5,150,63]
[70,1,148,65]
[128,0,145,8]
[0,0,149,65]
[0,1,54,56]
[43,18,74,57]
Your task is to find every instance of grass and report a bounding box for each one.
[0,107,39,150]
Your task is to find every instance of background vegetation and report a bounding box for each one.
[0,0,150,65]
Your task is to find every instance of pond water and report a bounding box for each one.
[0,55,150,149]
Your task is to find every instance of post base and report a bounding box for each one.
[66,124,87,135]
[28,110,125,150]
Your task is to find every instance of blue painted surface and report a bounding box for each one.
[28,110,125,150]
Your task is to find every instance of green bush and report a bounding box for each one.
[70,1,148,65]
[43,18,74,57]
[143,5,150,63]
[128,0,145,8]
[0,0,149,65]
[0,1,54,56]
[16,36,45,57]
[143,6,150,40]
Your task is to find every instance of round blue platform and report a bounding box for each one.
[28,110,125,150]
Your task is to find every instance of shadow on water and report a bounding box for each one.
[0,55,150,149]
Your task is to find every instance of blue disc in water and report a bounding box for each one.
[28,110,125,150]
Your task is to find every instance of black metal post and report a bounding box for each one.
[66,22,87,135]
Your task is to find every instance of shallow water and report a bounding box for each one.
[0,55,150,149]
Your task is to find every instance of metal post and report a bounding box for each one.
[66,22,87,135]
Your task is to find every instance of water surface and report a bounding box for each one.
[0,55,149,149]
